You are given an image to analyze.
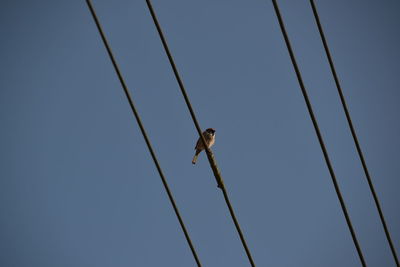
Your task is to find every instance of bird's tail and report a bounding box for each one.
[192,150,201,164]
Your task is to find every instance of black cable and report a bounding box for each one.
[309,1,399,265]
[85,1,202,266]
[144,0,256,266]
[271,1,367,266]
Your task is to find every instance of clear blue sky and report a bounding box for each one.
[1,0,399,266]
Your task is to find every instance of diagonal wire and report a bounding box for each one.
[309,1,399,266]
[271,1,367,266]
[85,1,202,266]
[144,0,256,266]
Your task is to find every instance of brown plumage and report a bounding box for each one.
[192,128,216,164]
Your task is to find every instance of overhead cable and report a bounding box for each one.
[144,0,256,266]
[271,1,366,266]
[86,1,202,265]
[309,1,399,265]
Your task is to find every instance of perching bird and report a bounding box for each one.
[192,128,216,164]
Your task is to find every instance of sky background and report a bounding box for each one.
[1,0,399,266]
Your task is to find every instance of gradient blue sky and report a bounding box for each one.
[1,0,399,266]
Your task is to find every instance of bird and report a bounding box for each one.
[192,128,216,164]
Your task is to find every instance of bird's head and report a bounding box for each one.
[206,128,216,135]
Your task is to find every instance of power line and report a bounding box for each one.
[271,1,367,266]
[144,0,256,266]
[85,1,202,266]
[309,1,399,266]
